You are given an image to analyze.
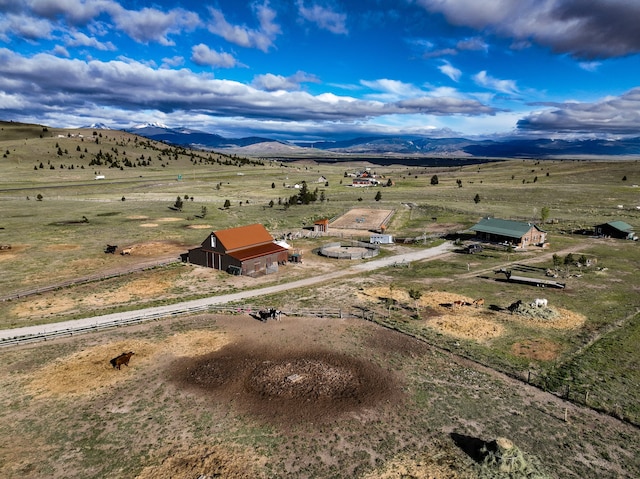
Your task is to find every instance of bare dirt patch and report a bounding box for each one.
[127,215,149,220]
[170,341,402,425]
[361,440,475,479]
[359,288,585,340]
[140,223,158,227]
[135,444,266,479]
[511,339,562,361]
[0,244,29,261]
[26,331,229,398]
[120,240,185,257]
[157,217,182,222]
[11,271,178,318]
[360,288,503,341]
[186,224,212,229]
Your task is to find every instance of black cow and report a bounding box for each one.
[104,244,117,254]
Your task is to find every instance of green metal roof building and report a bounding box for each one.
[595,221,637,240]
[470,218,547,248]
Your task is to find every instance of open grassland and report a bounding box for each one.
[1,121,639,477]
[1,315,639,479]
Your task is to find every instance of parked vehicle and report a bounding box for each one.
[466,243,483,254]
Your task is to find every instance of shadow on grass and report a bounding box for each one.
[450,432,496,463]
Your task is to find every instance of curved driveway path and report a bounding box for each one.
[0,242,453,341]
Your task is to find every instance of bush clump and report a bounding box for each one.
[477,438,550,479]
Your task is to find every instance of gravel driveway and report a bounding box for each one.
[0,242,453,341]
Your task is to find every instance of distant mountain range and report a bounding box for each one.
[121,123,640,158]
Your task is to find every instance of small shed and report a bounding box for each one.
[595,221,637,240]
[314,218,329,232]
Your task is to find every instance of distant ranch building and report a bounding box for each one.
[352,177,380,187]
[595,221,638,240]
[470,218,547,248]
[187,224,288,276]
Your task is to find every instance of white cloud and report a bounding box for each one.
[578,61,600,72]
[438,60,462,82]
[0,50,495,128]
[360,79,424,101]
[296,1,348,35]
[473,71,518,95]
[161,56,185,68]
[518,88,640,134]
[456,37,488,52]
[416,0,640,59]
[109,5,200,46]
[207,2,281,52]
[28,0,110,25]
[52,45,70,57]
[191,44,238,68]
[65,31,116,50]
[0,13,54,41]
[252,71,320,91]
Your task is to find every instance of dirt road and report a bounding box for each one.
[0,242,454,341]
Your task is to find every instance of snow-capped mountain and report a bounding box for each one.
[130,121,171,130]
[121,122,640,158]
[83,122,111,129]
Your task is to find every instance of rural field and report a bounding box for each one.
[1,121,639,478]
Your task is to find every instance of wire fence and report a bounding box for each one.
[0,304,357,348]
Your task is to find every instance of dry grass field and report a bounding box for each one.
[2,315,638,479]
[1,121,639,478]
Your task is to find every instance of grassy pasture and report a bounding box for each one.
[1,121,640,477]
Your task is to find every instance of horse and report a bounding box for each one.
[532,298,548,308]
[472,298,485,308]
[110,351,135,370]
[507,300,522,313]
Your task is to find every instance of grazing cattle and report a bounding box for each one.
[110,351,135,370]
[507,300,522,313]
[532,298,548,308]
[120,247,132,255]
[104,244,117,254]
[472,298,485,308]
[452,300,465,309]
[257,308,284,321]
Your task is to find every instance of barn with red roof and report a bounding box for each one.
[187,224,289,276]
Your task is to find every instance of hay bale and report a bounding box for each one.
[477,437,550,479]
[511,303,559,322]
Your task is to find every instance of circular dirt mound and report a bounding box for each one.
[247,357,360,400]
[171,343,400,423]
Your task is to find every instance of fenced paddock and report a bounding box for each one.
[0,305,360,348]
[329,208,394,231]
[318,241,379,260]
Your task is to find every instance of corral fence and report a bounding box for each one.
[0,304,366,349]
[522,369,638,426]
[364,311,640,429]
[317,241,379,260]
[0,259,180,302]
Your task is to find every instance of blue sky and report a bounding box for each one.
[1,0,640,141]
